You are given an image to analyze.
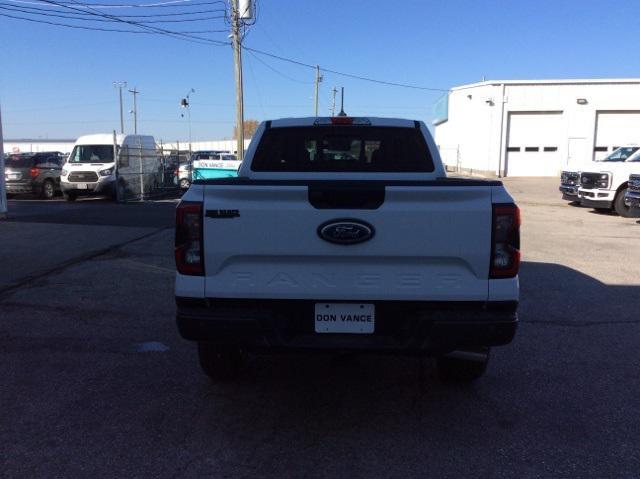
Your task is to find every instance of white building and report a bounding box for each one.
[4,138,252,155]
[158,139,252,154]
[434,78,640,177]
[4,139,75,154]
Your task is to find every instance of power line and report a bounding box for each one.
[244,46,449,92]
[0,2,227,17]
[5,0,226,8]
[244,48,313,85]
[4,0,447,93]
[0,11,227,34]
[0,5,227,23]
[36,0,230,44]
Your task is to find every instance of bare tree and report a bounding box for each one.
[233,119,260,139]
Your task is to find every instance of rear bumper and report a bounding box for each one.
[176,298,518,354]
[5,182,34,194]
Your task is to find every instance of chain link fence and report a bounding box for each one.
[115,140,184,202]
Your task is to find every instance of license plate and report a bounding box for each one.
[314,303,375,334]
[76,183,88,189]
[6,173,18,180]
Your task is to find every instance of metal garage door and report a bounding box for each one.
[594,111,640,160]
[506,111,563,176]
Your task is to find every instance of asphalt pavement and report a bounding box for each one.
[1,180,639,478]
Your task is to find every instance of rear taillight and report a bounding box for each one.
[175,201,204,276]
[490,204,521,279]
[29,167,39,178]
[174,169,179,176]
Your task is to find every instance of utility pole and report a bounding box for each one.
[0,102,7,218]
[314,65,323,117]
[330,86,338,117]
[231,0,245,162]
[129,87,139,135]
[113,81,127,134]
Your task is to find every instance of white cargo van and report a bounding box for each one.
[61,134,160,201]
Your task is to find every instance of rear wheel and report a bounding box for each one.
[614,188,633,218]
[197,342,246,382]
[437,348,490,384]
[63,191,77,202]
[180,178,190,190]
[41,180,55,200]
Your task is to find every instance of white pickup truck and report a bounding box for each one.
[626,173,640,213]
[559,146,639,202]
[578,149,640,217]
[175,117,520,383]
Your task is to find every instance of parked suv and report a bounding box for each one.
[4,152,65,199]
[174,162,192,190]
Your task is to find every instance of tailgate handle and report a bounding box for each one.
[308,185,385,209]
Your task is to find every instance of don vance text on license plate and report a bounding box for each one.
[314,303,375,334]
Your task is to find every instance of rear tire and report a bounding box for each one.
[437,348,490,384]
[180,178,190,190]
[63,191,77,202]
[41,180,55,200]
[197,343,246,382]
[614,188,633,218]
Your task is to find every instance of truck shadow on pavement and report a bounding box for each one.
[3,261,640,476]
[155,262,640,476]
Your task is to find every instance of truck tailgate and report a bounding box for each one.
[202,183,492,301]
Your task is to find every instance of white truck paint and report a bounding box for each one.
[174,117,521,382]
[578,148,640,217]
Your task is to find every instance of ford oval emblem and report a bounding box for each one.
[318,219,375,245]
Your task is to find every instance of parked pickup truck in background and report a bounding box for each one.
[578,149,640,217]
[559,170,581,201]
[175,117,521,383]
[560,145,639,202]
[625,174,640,214]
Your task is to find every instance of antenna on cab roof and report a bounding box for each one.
[337,87,347,117]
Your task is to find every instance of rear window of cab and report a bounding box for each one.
[251,126,435,172]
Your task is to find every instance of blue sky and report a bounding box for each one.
[1,0,638,141]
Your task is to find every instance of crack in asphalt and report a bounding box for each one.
[0,227,172,300]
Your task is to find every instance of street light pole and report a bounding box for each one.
[330,86,338,117]
[113,81,127,134]
[128,87,139,135]
[181,88,195,157]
